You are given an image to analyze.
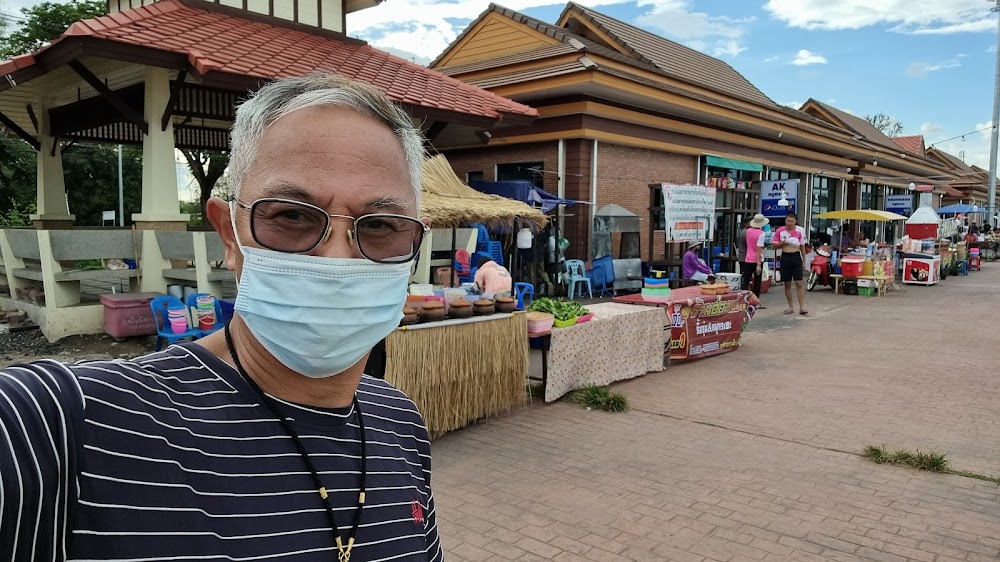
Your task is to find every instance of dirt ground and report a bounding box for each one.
[0,326,157,369]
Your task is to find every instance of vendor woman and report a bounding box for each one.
[774,211,808,315]
[683,241,715,282]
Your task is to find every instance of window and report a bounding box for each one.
[466,171,484,183]
[811,176,837,235]
[496,162,543,189]
[859,183,878,241]
[767,169,794,181]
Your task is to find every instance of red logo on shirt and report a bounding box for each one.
[411,501,425,525]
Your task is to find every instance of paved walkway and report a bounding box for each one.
[432,264,1000,561]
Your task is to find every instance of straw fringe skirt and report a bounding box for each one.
[385,313,528,438]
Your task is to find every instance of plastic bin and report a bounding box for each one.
[219,299,235,325]
[858,286,875,297]
[841,256,865,278]
[100,292,164,339]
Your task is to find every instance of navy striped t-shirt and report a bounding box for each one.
[0,342,443,561]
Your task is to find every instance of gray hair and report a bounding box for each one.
[229,73,425,206]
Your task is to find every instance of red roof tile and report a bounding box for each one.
[891,135,925,156]
[4,0,535,124]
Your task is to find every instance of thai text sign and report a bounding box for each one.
[761,179,799,218]
[660,184,716,242]
[885,194,913,217]
[669,293,751,360]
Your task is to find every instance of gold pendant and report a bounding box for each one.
[336,536,355,562]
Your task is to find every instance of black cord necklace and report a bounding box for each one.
[225,323,367,562]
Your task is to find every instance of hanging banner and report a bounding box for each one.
[760,179,799,218]
[660,184,716,242]
[885,194,914,217]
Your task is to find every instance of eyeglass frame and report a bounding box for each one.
[234,197,429,263]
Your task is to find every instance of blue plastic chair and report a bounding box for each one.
[514,282,534,310]
[472,223,491,252]
[487,241,504,266]
[186,292,224,336]
[957,260,969,276]
[150,296,202,351]
[565,260,592,299]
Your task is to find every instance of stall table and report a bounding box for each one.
[614,287,758,362]
[542,302,664,403]
[829,274,893,296]
[385,312,527,438]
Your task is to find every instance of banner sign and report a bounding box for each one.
[668,292,755,361]
[760,179,799,218]
[660,184,716,242]
[885,194,913,217]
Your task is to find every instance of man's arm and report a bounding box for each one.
[0,361,84,562]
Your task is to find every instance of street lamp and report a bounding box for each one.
[908,182,916,191]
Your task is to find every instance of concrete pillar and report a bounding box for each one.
[133,66,187,225]
[30,99,75,229]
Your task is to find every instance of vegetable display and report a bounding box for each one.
[527,298,589,321]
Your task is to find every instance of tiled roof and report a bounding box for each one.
[891,135,925,156]
[805,100,901,151]
[0,0,535,124]
[561,2,776,107]
[926,147,978,176]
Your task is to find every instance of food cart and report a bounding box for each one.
[901,204,944,286]
[813,210,906,294]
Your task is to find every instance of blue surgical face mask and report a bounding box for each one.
[230,210,410,378]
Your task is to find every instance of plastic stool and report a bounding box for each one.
[957,260,969,276]
[969,256,981,271]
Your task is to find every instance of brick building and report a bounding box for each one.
[431,2,962,263]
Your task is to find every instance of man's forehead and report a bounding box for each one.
[252,180,413,212]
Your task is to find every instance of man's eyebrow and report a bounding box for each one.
[260,182,317,203]
[362,196,413,212]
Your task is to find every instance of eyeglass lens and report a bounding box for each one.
[250,199,424,262]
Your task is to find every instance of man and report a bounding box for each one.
[474,256,512,296]
[774,211,808,315]
[0,74,443,561]
[742,213,769,307]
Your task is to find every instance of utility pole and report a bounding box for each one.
[987,0,1000,227]
[117,144,125,227]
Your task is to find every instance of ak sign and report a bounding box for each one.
[885,194,913,217]
[660,184,716,242]
[760,179,799,218]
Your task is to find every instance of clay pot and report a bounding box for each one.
[473,299,495,316]
[418,301,446,322]
[448,298,473,319]
[401,306,419,326]
[494,295,516,313]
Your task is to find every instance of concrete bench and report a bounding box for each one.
[154,230,233,297]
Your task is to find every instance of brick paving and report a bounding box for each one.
[432,264,1000,561]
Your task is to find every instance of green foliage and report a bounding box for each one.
[566,385,629,412]
[863,444,948,472]
[527,297,589,321]
[864,113,904,137]
[0,199,35,227]
[62,144,143,226]
[0,0,105,60]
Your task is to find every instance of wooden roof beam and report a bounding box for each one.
[161,68,188,132]
[68,59,148,135]
[0,109,39,150]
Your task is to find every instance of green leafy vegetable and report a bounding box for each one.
[527,298,589,321]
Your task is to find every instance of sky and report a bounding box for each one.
[348,0,1000,172]
[2,0,998,184]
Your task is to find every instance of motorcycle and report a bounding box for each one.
[806,244,834,291]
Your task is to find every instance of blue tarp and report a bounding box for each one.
[469,181,577,214]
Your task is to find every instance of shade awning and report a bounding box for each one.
[421,155,548,229]
[705,155,763,173]
[814,210,908,222]
[468,180,577,214]
[935,203,987,215]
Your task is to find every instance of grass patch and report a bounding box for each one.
[565,384,629,412]
[863,444,1000,485]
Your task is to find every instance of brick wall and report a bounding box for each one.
[443,142,560,193]
[596,143,696,261]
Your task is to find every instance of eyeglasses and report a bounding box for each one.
[236,198,428,263]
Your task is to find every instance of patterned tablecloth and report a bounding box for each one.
[544,302,666,402]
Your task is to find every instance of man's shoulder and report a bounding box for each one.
[356,376,429,436]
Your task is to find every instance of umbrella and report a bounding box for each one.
[814,210,908,222]
[935,203,987,215]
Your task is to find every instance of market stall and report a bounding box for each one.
[384,313,527,438]
[614,286,759,362]
[538,301,665,403]
[382,155,548,437]
[900,202,947,286]
[813,210,905,295]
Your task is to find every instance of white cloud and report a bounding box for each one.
[907,58,962,77]
[764,0,995,34]
[989,44,998,53]
[631,0,756,59]
[792,49,827,65]
[920,122,943,134]
[782,101,803,108]
[348,0,626,63]
[764,56,780,63]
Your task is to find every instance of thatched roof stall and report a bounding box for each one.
[421,155,548,229]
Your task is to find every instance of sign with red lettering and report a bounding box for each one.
[670,293,754,360]
[660,184,716,242]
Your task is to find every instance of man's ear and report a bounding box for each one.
[206,197,239,271]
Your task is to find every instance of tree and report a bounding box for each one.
[61,144,143,226]
[865,113,904,137]
[0,1,105,59]
[181,150,229,225]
